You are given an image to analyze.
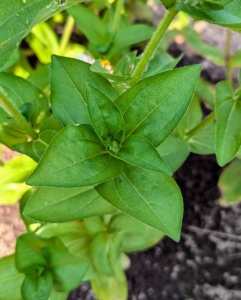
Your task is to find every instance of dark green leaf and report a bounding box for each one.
[116,135,171,175]
[215,81,241,165]
[50,56,118,126]
[24,186,116,222]
[19,189,38,229]
[96,167,183,241]
[115,65,201,147]
[0,255,24,300]
[22,270,53,300]
[26,125,122,188]
[218,159,241,205]
[0,0,85,69]
[156,135,190,172]
[86,84,125,143]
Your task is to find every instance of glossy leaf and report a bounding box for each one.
[218,159,241,205]
[116,135,171,175]
[24,186,116,222]
[215,81,241,166]
[22,270,53,300]
[156,135,190,172]
[0,73,49,129]
[0,255,24,300]
[91,232,115,276]
[115,65,201,147]
[96,167,183,241]
[174,0,241,30]
[26,125,122,188]
[86,84,125,143]
[0,0,85,69]
[50,56,118,126]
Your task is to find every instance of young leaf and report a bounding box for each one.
[0,0,85,69]
[86,85,125,143]
[91,232,115,276]
[50,56,118,126]
[96,167,183,242]
[115,65,201,147]
[215,81,241,166]
[115,135,171,175]
[22,270,53,300]
[24,186,116,223]
[161,0,177,9]
[0,255,24,300]
[156,135,190,172]
[218,159,241,206]
[26,125,122,188]
[47,251,89,292]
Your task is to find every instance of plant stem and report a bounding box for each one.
[0,92,37,139]
[185,112,215,139]
[131,9,178,84]
[225,29,232,83]
[59,16,75,56]
[113,0,124,32]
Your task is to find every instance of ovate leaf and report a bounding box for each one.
[116,135,171,175]
[0,255,24,300]
[0,0,85,69]
[24,186,116,222]
[96,167,183,241]
[115,65,201,147]
[51,56,118,126]
[26,125,122,188]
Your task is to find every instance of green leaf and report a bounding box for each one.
[0,49,20,72]
[177,93,202,138]
[27,64,50,91]
[196,78,215,109]
[0,255,24,300]
[116,135,171,175]
[0,0,85,69]
[84,216,105,235]
[96,167,183,241]
[67,5,109,48]
[215,81,241,166]
[24,186,116,222]
[22,270,53,300]
[50,56,118,126]
[115,65,201,147]
[156,135,190,172]
[218,159,241,205]
[48,291,69,300]
[91,260,128,300]
[230,50,241,68]
[91,232,115,276]
[110,24,154,55]
[86,84,125,143]
[187,123,215,155]
[0,73,49,129]
[15,233,48,274]
[14,114,63,162]
[26,124,122,188]
[0,124,28,149]
[19,189,39,229]
[174,0,241,30]
[161,0,177,9]
[109,213,165,253]
[47,251,89,292]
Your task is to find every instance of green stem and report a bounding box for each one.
[131,9,178,84]
[0,92,37,139]
[225,29,232,83]
[113,0,124,32]
[185,112,215,139]
[59,16,75,56]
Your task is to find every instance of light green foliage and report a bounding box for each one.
[218,159,241,205]
[0,0,84,69]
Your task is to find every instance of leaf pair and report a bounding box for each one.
[15,233,89,300]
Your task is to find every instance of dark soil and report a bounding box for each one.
[68,154,241,300]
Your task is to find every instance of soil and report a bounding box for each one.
[68,153,241,300]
